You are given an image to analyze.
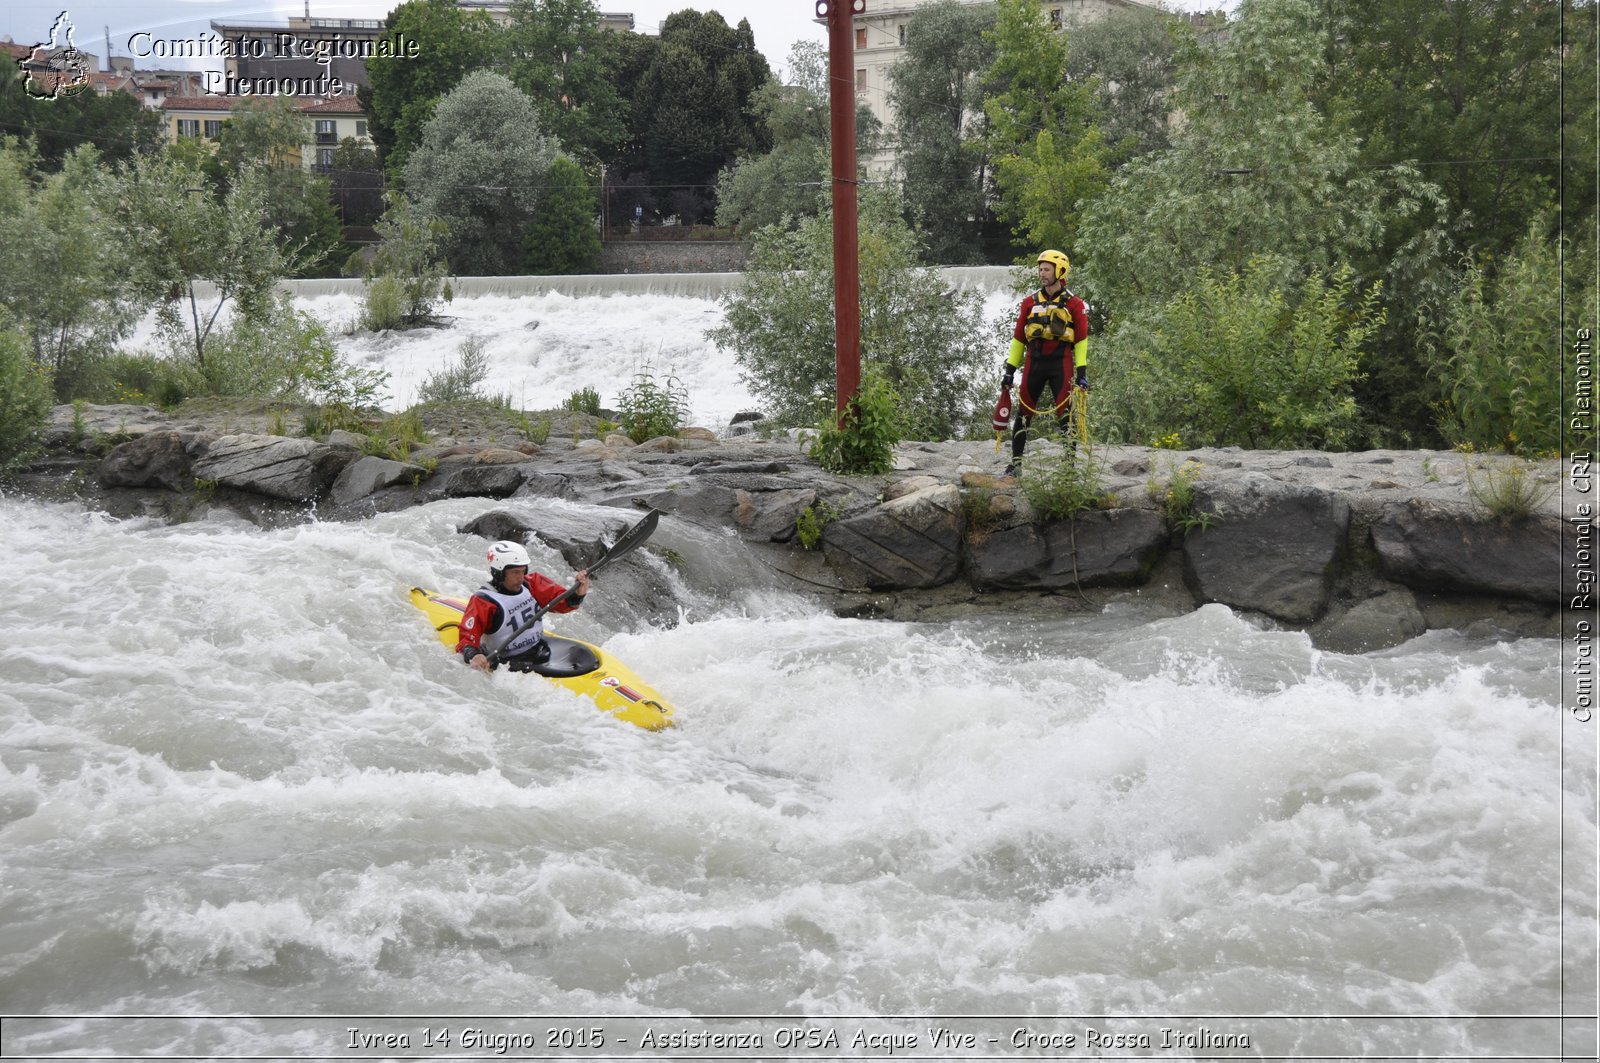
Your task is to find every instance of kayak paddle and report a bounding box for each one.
[488,508,662,666]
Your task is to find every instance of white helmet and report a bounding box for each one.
[486,540,531,571]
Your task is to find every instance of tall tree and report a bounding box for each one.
[116,151,298,366]
[633,11,773,223]
[360,0,506,178]
[522,154,601,274]
[887,0,997,264]
[1078,0,1444,308]
[1078,0,1454,446]
[983,0,1109,255]
[1316,0,1566,260]
[214,97,343,278]
[505,0,627,164]
[0,77,160,169]
[1065,5,1184,164]
[402,71,559,275]
[0,141,141,396]
[592,26,659,178]
[715,41,884,234]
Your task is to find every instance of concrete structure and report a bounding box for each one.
[848,0,1166,174]
[207,15,386,91]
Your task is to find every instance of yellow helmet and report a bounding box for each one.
[1037,249,1070,282]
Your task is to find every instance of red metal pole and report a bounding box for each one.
[820,0,863,414]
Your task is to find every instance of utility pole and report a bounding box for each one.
[820,0,864,414]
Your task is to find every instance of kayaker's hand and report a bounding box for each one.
[469,653,492,672]
[574,569,591,596]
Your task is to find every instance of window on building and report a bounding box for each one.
[177,118,200,138]
[898,24,906,45]
[856,68,866,93]
[316,147,335,170]
[856,27,867,48]
[315,118,337,144]
[203,119,222,138]
[355,120,367,137]
[1049,8,1062,28]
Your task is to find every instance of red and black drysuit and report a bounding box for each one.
[1006,284,1090,462]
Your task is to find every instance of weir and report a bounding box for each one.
[268,265,1017,302]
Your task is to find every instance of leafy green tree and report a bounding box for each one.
[708,190,990,440]
[213,97,343,278]
[1316,0,1566,262]
[116,151,297,367]
[506,0,627,164]
[634,11,773,222]
[0,140,142,397]
[715,41,884,235]
[1095,257,1383,449]
[983,0,1110,255]
[592,27,659,176]
[888,0,997,264]
[0,76,161,169]
[1562,2,1598,247]
[1078,0,1444,306]
[1065,5,1184,164]
[402,71,559,275]
[214,95,308,172]
[360,0,507,178]
[1077,0,1456,446]
[522,154,601,273]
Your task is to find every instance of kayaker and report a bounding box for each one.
[1002,248,1089,476]
[457,540,590,672]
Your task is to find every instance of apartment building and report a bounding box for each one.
[161,93,372,170]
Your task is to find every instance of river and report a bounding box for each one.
[1,283,1594,1059]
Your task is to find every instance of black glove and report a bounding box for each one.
[1074,366,1088,390]
[1002,366,1015,387]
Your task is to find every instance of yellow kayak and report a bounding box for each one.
[409,587,675,731]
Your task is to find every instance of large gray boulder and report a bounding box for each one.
[1370,498,1566,604]
[967,508,1166,590]
[97,431,192,491]
[1183,475,1351,622]
[429,462,527,499]
[823,484,964,589]
[734,487,817,542]
[191,434,354,501]
[330,456,425,506]
[1313,589,1429,653]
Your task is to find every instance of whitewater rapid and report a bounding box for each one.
[0,491,1592,1059]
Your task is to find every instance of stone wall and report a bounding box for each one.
[597,241,747,274]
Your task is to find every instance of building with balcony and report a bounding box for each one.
[161,93,372,170]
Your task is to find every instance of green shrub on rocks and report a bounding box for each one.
[809,372,902,476]
[1019,428,1113,521]
[1442,212,1589,456]
[1093,257,1381,450]
[618,362,689,443]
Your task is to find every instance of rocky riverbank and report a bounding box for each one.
[15,399,1581,652]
